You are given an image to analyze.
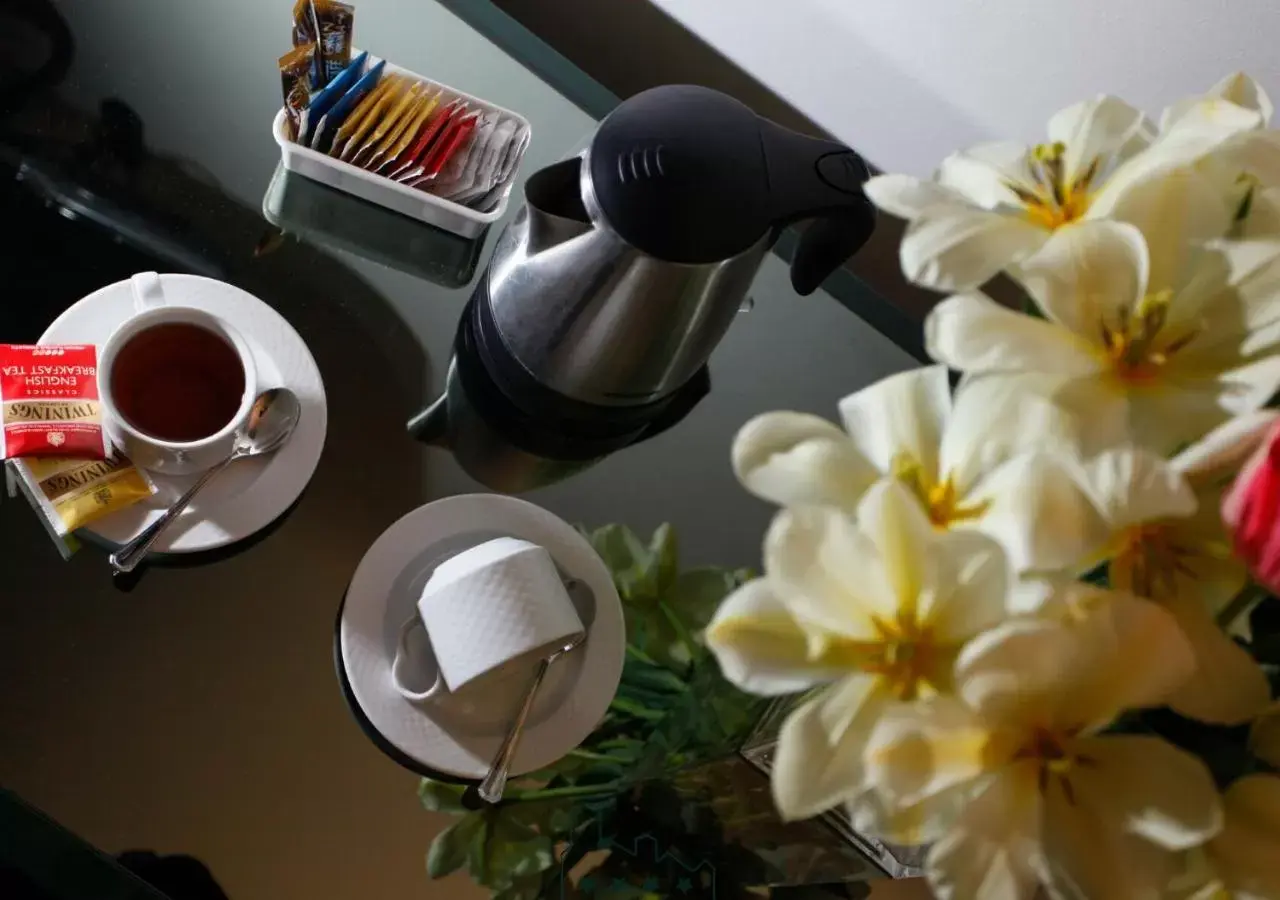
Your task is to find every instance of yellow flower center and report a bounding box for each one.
[891,453,991,528]
[1015,726,1096,801]
[865,611,948,701]
[1099,289,1199,383]
[1008,142,1096,230]
[1107,521,1229,602]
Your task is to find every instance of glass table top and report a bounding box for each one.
[0,1,922,897]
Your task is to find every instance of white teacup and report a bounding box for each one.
[391,537,584,702]
[99,273,258,475]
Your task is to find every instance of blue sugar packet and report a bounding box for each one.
[309,58,386,154]
[298,50,368,145]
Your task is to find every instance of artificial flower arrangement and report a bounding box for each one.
[707,74,1280,900]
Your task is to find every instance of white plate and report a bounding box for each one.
[339,494,625,779]
[38,274,327,553]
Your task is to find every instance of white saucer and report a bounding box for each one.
[339,494,625,779]
[38,274,328,553]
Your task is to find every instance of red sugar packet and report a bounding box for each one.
[0,344,108,460]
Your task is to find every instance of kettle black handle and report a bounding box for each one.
[760,121,877,295]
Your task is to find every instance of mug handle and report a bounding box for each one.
[131,272,167,312]
[391,617,447,702]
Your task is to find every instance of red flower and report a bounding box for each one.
[1223,419,1280,592]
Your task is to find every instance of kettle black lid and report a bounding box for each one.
[586,84,875,277]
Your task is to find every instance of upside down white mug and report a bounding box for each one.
[391,537,585,702]
[98,272,258,475]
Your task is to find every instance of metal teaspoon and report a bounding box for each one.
[108,388,302,574]
[477,629,588,804]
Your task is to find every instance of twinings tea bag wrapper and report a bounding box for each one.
[393,100,463,182]
[9,455,156,560]
[332,73,401,159]
[298,50,367,145]
[1,344,107,460]
[310,58,386,154]
[415,113,479,186]
[279,44,316,140]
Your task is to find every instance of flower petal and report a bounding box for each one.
[957,591,1195,730]
[900,209,1049,292]
[731,411,878,510]
[706,579,845,695]
[1048,95,1155,187]
[1164,593,1271,725]
[925,293,1104,376]
[925,764,1044,900]
[1213,775,1280,899]
[1250,704,1280,769]
[969,452,1111,575]
[941,374,1087,494]
[927,528,1011,644]
[937,142,1029,209]
[863,696,997,808]
[856,478,938,611]
[864,173,966,220]
[1041,760,1185,900]
[850,783,970,848]
[772,678,889,821]
[1072,734,1223,850]
[765,506,894,639]
[1011,220,1149,340]
[1096,163,1235,293]
[1126,379,1244,457]
[1173,409,1280,483]
[1078,447,1198,529]
[837,365,950,481]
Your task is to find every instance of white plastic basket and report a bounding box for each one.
[272,57,531,238]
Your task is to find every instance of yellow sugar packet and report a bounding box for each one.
[352,80,422,168]
[9,455,155,559]
[334,75,405,161]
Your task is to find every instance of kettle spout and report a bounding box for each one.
[524,158,591,252]
[406,394,451,448]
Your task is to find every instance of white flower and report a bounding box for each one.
[1171,776,1280,900]
[863,589,1220,900]
[732,366,1104,590]
[1068,423,1273,724]
[705,480,1011,821]
[926,221,1280,455]
[864,90,1261,292]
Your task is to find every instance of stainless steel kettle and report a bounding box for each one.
[411,84,875,492]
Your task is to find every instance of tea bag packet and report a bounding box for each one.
[9,456,156,560]
[426,113,481,193]
[297,50,367,145]
[278,45,317,139]
[1,344,108,460]
[440,117,501,201]
[332,73,401,160]
[309,58,386,154]
[414,112,479,185]
[351,80,422,169]
[375,89,440,175]
[391,100,463,181]
[473,122,531,211]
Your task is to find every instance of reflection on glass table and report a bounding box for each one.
[262,163,487,288]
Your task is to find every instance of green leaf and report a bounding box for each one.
[668,568,738,632]
[418,779,469,814]
[648,523,679,593]
[426,815,482,878]
[589,524,657,601]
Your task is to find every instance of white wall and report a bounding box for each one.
[656,0,1280,176]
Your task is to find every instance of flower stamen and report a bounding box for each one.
[891,453,991,528]
[1007,142,1095,230]
[1099,289,1199,382]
